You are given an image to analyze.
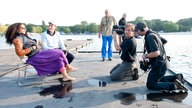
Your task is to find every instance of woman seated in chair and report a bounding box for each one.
[5,23,76,81]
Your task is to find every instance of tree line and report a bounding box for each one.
[0,17,192,36]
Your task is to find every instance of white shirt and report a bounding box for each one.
[41,31,66,50]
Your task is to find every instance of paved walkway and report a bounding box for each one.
[0,40,192,108]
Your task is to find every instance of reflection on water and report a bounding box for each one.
[147,91,188,102]
[39,79,73,98]
[114,91,191,106]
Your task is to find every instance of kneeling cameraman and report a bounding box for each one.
[135,21,187,92]
[110,23,139,81]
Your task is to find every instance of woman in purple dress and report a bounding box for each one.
[5,23,76,81]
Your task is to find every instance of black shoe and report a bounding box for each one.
[174,79,188,91]
[176,73,184,84]
[102,58,105,61]
[108,58,112,61]
[132,68,139,80]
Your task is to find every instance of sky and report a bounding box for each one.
[1,0,191,26]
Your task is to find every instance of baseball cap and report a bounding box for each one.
[48,21,57,26]
[134,21,147,32]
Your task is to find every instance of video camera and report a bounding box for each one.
[112,25,125,35]
[139,60,151,72]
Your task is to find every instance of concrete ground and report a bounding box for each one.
[0,40,192,108]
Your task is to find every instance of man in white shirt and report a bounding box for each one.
[41,21,75,64]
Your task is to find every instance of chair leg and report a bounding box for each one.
[24,65,27,78]
[17,63,23,86]
[17,63,30,86]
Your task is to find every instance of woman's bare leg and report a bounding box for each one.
[66,64,77,73]
[60,67,76,80]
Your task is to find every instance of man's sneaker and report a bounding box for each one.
[174,79,188,92]
[132,68,139,80]
[102,58,105,61]
[108,58,112,61]
[176,73,184,84]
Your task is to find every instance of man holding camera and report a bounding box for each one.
[118,13,127,43]
[134,21,187,92]
[110,23,139,81]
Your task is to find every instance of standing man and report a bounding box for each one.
[98,9,116,61]
[118,13,127,26]
[110,23,139,81]
[41,21,75,64]
[135,21,187,91]
[118,13,127,43]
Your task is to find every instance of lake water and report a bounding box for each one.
[1,33,192,83]
[162,33,192,83]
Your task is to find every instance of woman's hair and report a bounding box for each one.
[5,23,27,45]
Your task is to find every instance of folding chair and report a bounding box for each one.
[17,57,63,86]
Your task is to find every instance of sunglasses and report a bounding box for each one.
[20,27,26,30]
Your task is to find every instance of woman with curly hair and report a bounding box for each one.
[5,23,76,81]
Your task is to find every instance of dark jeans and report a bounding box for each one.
[147,61,176,91]
[63,50,75,64]
[110,61,136,81]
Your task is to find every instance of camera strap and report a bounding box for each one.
[105,17,109,30]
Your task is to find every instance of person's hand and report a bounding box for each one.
[112,31,117,40]
[32,45,36,50]
[113,30,117,35]
[142,54,147,60]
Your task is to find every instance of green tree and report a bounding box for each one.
[58,26,71,34]
[162,22,179,32]
[81,21,88,33]
[151,19,163,32]
[41,20,47,32]
[32,26,43,33]
[135,16,144,22]
[63,28,71,34]
[0,25,8,36]
[145,20,155,29]
[87,23,98,33]
[2,16,192,33]
[26,24,34,33]
[70,24,83,34]
[177,18,192,32]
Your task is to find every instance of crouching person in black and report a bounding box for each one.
[110,23,139,81]
[135,21,188,92]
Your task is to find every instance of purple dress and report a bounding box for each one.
[27,49,68,76]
